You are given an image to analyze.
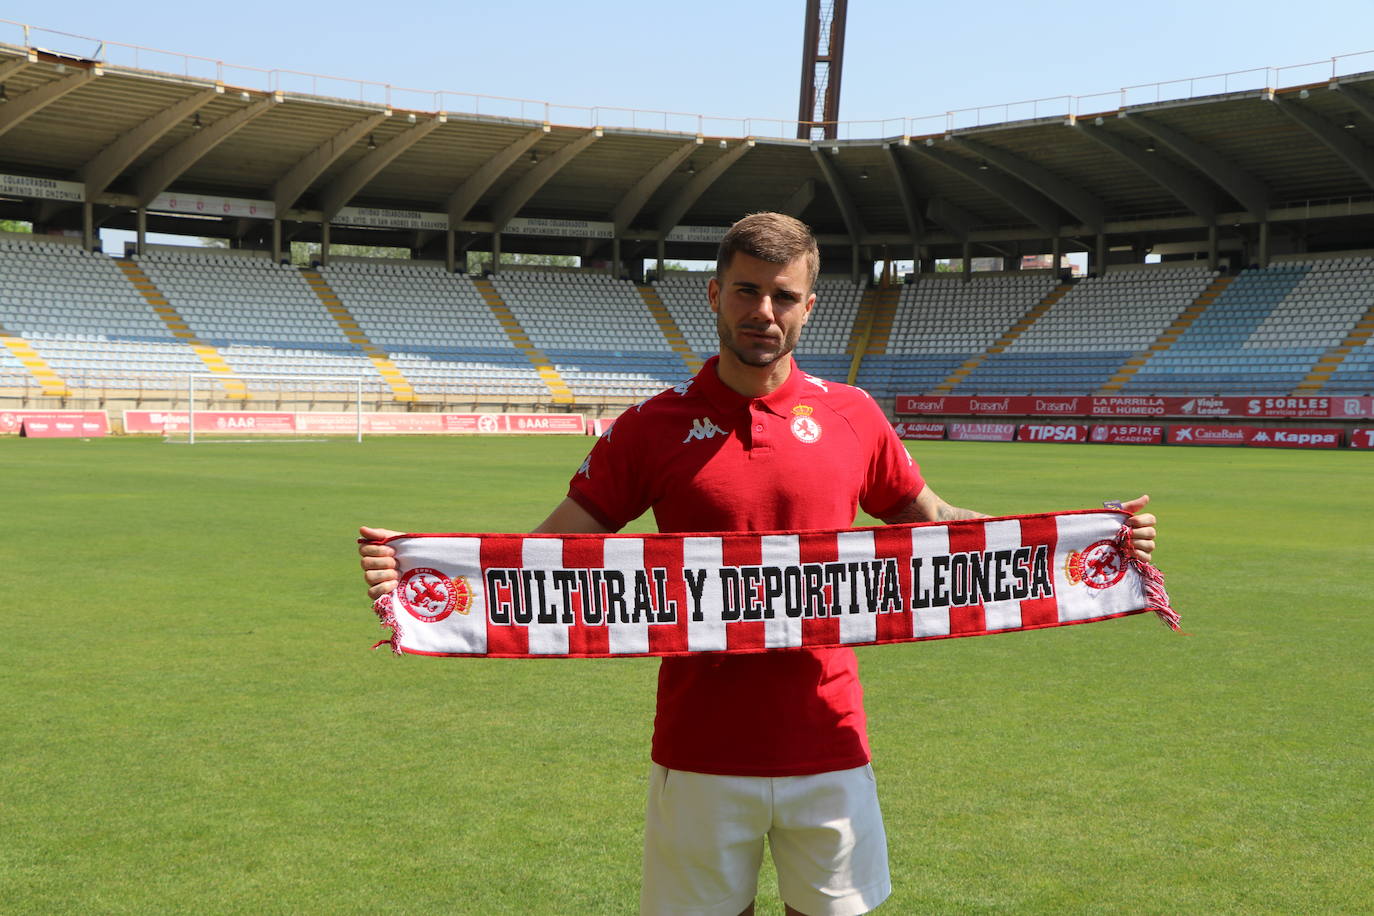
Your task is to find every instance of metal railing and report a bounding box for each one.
[1,18,1373,139]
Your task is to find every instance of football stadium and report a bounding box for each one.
[2,4,1371,914]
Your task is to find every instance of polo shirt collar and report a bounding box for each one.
[695,354,808,418]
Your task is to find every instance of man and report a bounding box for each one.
[360,212,1158,916]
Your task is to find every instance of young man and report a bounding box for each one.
[360,212,1158,916]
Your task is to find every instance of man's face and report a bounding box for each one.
[708,252,815,369]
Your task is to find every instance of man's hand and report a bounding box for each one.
[1119,494,1156,563]
[359,526,404,601]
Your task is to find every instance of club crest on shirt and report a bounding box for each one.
[1065,540,1127,590]
[398,567,472,622]
[790,404,822,444]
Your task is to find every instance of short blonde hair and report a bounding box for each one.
[715,212,820,292]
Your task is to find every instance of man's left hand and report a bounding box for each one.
[1119,494,1156,563]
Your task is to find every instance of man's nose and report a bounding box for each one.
[750,295,776,321]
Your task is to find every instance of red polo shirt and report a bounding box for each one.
[568,356,924,776]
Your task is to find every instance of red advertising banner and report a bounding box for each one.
[1244,427,1342,449]
[123,410,588,436]
[893,421,946,440]
[1332,397,1374,420]
[2,410,109,437]
[948,422,1016,442]
[897,393,1374,421]
[1089,424,1165,445]
[1167,424,1250,446]
[1350,428,1374,449]
[1017,423,1090,443]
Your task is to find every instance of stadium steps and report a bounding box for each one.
[116,259,247,399]
[637,284,702,374]
[0,324,68,397]
[931,281,1071,393]
[1098,274,1235,393]
[470,277,574,404]
[299,269,416,402]
[1295,299,1374,392]
[849,286,899,384]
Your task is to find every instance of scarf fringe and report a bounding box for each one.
[371,593,404,655]
[1116,524,1179,631]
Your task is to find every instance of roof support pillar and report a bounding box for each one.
[136,207,146,256]
[320,221,330,267]
[961,240,972,283]
[1052,234,1062,275]
[1208,223,1219,272]
[446,229,456,273]
[1095,232,1108,276]
[491,231,501,276]
[1258,220,1271,269]
[82,201,94,252]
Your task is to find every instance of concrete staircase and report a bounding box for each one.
[0,324,67,397]
[638,284,702,373]
[1097,274,1233,394]
[1294,298,1374,393]
[470,277,574,404]
[932,281,1072,394]
[116,259,247,398]
[841,286,899,385]
[300,269,416,402]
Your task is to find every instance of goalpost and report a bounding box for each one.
[170,374,367,444]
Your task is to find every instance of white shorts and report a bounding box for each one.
[640,763,891,916]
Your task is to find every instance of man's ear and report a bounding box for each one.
[707,276,721,314]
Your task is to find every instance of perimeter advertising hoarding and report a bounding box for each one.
[1089,425,1165,445]
[1350,429,1374,449]
[948,422,1016,442]
[1244,427,1342,449]
[896,394,1374,420]
[893,422,946,440]
[1017,424,1089,443]
[1,410,109,437]
[1167,425,1250,446]
[123,411,587,435]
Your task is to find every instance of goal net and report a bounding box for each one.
[163,374,368,443]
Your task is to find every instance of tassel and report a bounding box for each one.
[371,593,404,655]
[1116,524,1180,631]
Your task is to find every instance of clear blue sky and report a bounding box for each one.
[4,1,1374,131]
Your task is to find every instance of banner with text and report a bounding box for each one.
[897,394,1374,420]
[2,410,109,437]
[368,509,1177,658]
[123,411,587,435]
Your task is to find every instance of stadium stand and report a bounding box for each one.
[954,267,1216,395]
[322,261,546,400]
[5,234,1374,409]
[856,273,1060,397]
[0,237,203,388]
[135,250,369,390]
[493,271,692,400]
[1120,259,1372,395]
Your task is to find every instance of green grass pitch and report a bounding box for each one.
[2,435,1370,914]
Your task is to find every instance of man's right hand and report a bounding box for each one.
[359,526,404,600]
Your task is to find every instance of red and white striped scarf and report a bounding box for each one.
[367,509,1176,658]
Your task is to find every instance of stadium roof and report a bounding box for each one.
[3,35,1374,266]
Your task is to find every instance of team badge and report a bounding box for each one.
[397,567,472,622]
[1065,540,1127,590]
[790,404,822,444]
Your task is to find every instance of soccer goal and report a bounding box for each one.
[166,374,368,444]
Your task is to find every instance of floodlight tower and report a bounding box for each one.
[796,0,849,141]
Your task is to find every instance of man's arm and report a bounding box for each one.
[880,485,988,525]
[878,489,1158,563]
[358,498,612,601]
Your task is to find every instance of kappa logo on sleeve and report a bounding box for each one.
[683,417,727,443]
[398,568,472,622]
